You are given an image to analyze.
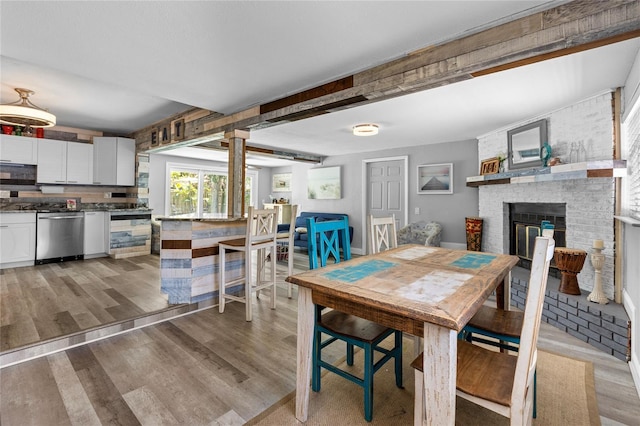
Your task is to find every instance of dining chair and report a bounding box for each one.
[274,204,298,298]
[412,235,554,425]
[461,228,554,418]
[218,206,279,322]
[367,214,422,357]
[307,216,403,422]
[367,214,397,254]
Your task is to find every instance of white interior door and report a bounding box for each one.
[363,157,407,253]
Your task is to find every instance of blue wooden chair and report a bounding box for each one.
[306,216,403,422]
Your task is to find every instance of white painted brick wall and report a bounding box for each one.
[478,92,616,299]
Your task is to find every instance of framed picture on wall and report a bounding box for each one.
[307,166,341,199]
[417,163,453,194]
[272,173,292,192]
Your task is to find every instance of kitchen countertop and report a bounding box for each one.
[0,208,153,213]
[156,216,245,222]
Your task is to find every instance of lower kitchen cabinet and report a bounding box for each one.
[0,213,36,268]
[84,211,108,258]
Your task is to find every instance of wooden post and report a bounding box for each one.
[226,129,249,218]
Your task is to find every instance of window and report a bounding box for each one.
[167,163,257,217]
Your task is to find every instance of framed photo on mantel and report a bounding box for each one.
[508,119,547,170]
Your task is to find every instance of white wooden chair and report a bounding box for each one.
[274,204,298,298]
[412,236,555,425]
[367,214,398,254]
[218,206,279,322]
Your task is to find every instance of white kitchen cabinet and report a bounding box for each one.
[66,142,93,184]
[84,211,108,258]
[37,139,93,184]
[93,137,135,186]
[263,203,292,224]
[0,213,36,268]
[37,139,66,183]
[0,134,38,164]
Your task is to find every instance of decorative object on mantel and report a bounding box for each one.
[587,239,608,304]
[554,247,587,295]
[569,141,587,163]
[0,88,56,128]
[480,157,500,175]
[507,118,547,170]
[466,159,627,187]
[465,217,483,251]
[548,157,562,166]
[541,141,552,167]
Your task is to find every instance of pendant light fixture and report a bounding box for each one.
[353,123,378,136]
[0,88,56,128]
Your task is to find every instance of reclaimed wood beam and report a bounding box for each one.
[132,0,640,154]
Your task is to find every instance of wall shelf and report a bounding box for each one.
[466,160,627,187]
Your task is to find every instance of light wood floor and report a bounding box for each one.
[1,253,639,425]
[0,255,170,351]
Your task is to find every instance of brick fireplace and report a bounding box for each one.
[473,92,630,360]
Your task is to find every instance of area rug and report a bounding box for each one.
[245,347,600,425]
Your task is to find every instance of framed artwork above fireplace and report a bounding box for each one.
[507,119,547,170]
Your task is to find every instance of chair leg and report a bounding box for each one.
[287,246,294,298]
[414,369,424,423]
[363,343,373,422]
[219,247,226,313]
[312,327,322,392]
[394,331,404,388]
[246,251,253,322]
[533,369,537,419]
[347,343,355,366]
[270,245,277,310]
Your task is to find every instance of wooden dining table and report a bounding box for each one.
[286,244,519,425]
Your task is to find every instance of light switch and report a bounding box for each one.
[414,207,420,215]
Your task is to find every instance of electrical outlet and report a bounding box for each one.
[415,207,420,215]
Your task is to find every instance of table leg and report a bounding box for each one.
[416,322,457,426]
[503,271,511,310]
[495,271,511,311]
[295,287,314,421]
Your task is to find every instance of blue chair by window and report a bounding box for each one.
[306,216,403,422]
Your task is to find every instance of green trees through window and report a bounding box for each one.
[168,166,255,218]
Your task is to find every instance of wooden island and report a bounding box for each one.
[159,217,247,304]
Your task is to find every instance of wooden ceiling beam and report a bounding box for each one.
[133,0,640,154]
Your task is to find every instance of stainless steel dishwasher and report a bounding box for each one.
[36,211,84,264]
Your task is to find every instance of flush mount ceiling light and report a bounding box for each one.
[0,88,56,128]
[353,123,379,136]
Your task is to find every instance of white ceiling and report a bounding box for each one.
[1,1,638,167]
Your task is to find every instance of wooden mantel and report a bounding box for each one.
[131,1,640,152]
[466,160,627,187]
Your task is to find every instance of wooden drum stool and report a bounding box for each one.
[553,248,587,295]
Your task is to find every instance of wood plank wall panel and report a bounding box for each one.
[110,218,152,259]
[160,219,246,304]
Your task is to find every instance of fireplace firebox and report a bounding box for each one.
[509,203,565,278]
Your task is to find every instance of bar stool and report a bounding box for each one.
[218,206,279,322]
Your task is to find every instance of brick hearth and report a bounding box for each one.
[511,267,630,361]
